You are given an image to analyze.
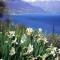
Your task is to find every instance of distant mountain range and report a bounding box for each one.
[6,0,45,15]
[5,0,60,15]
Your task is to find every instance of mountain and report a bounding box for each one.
[6,0,45,15]
[31,1,60,15]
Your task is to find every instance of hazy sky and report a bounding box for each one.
[22,0,60,3]
[5,0,60,15]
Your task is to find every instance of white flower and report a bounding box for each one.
[44,37,48,44]
[49,43,53,48]
[7,31,15,38]
[53,47,57,52]
[51,50,55,54]
[51,50,56,56]
[38,28,42,32]
[9,47,16,56]
[42,54,48,60]
[58,49,60,54]
[9,31,15,36]
[26,27,33,35]
[11,37,17,44]
[55,56,59,60]
[15,42,18,45]
[21,34,27,44]
[50,47,57,57]
[0,32,2,34]
[37,38,42,41]
[21,40,24,44]
[27,44,33,53]
[0,59,3,60]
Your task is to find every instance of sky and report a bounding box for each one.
[22,0,60,2]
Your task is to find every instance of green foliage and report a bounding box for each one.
[0,27,60,60]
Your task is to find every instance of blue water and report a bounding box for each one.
[9,14,60,34]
